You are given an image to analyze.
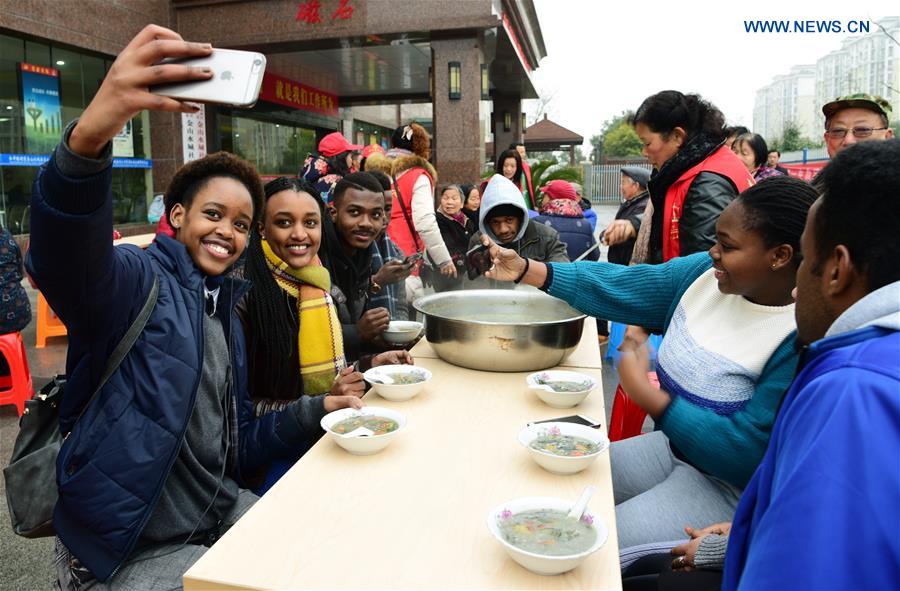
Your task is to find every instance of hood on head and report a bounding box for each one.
[479,174,529,244]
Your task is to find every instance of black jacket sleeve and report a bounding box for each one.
[679,172,738,256]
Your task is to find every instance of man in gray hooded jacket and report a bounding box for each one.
[468,174,568,264]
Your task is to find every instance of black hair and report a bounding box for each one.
[459,183,478,207]
[724,125,750,138]
[164,151,264,226]
[735,176,817,267]
[495,149,523,185]
[332,171,385,205]
[508,142,525,150]
[813,139,900,291]
[244,176,324,397]
[367,170,392,192]
[768,149,780,157]
[324,151,352,177]
[631,91,726,142]
[734,133,769,168]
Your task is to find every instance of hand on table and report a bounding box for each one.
[71,24,213,158]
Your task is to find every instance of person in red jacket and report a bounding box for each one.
[629,91,754,266]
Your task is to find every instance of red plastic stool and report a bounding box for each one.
[0,332,34,416]
[608,371,660,442]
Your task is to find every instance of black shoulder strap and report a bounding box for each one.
[391,175,423,253]
[72,275,160,428]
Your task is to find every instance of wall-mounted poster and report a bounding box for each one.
[113,120,134,158]
[20,63,62,154]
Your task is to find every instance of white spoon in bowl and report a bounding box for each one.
[566,485,596,521]
[366,373,395,385]
[341,426,376,438]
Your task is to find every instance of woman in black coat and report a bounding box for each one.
[431,184,475,291]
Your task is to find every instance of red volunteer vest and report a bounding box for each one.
[387,168,433,276]
[662,146,754,261]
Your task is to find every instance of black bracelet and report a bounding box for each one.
[513,258,530,284]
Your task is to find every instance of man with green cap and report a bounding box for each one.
[822,93,894,158]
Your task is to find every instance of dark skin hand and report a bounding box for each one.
[372,259,414,285]
[358,307,390,342]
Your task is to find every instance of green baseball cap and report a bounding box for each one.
[822,93,893,121]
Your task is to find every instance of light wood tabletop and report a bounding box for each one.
[113,232,155,248]
[183,322,620,590]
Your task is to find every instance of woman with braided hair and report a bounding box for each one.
[239,177,410,491]
[480,176,818,552]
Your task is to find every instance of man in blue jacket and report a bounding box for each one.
[27,26,326,589]
[722,139,900,589]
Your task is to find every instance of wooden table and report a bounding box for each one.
[113,232,155,248]
[183,319,620,590]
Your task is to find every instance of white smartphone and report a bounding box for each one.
[150,49,266,108]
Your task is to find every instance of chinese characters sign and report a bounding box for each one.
[295,0,353,24]
[181,104,207,164]
[20,63,62,154]
[259,72,339,117]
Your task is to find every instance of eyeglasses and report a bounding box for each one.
[825,126,888,140]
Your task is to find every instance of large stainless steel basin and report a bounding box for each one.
[413,290,586,372]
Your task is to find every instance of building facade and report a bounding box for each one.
[814,16,900,131]
[753,16,899,146]
[752,65,816,143]
[0,0,546,235]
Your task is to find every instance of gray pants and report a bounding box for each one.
[610,431,742,549]
[55,489,258,591]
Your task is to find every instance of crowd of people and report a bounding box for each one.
[8,25,897,591]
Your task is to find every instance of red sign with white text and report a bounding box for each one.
[259,72,339,117]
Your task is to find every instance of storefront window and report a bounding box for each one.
[219,114,317,176]
[0,33,151,234]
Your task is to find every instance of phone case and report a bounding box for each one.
[150,49,266,108]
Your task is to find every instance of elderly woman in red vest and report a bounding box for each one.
[630,91,754,265]
[380,123,454,302]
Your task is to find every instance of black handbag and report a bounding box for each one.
[3,276,159,538]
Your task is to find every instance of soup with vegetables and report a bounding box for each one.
[535,377,591,393]
[385,370,427,385]
[530,434,599,457]
[331,416,398,435]
[498,509,597,556]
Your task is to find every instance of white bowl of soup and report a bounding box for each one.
[382,320,424,345]
[526,370,597,408]
[517,422,609,475]
[320,406,406,455]
[363,365,432,402]
[487,496,608,575]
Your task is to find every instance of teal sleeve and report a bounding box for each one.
[656,335,799,488]
[546,252,711,331]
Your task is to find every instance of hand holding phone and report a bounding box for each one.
[70,24,214,158]
[466,244,492,280]
[150,49,266,107]
[402,252,424,266]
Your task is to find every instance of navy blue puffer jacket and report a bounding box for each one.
[27,155,310,581]
[532,213,599,261]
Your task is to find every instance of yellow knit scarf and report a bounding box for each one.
[262,239,346,395]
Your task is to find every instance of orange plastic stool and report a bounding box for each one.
[0,332,34,416]
[36,291,67,348]
[608,371,660,442]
